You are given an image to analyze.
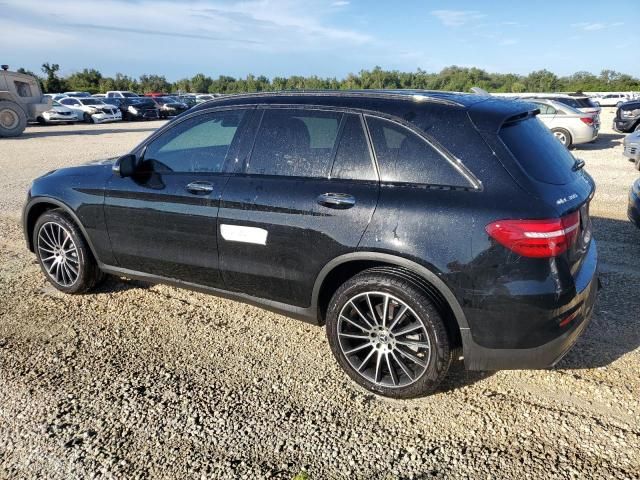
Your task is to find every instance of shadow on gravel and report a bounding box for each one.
[574,132,625,151]
[557,216,640,369]
[94,275,152,294]
[12,126,160,139]
[437,360,495,393]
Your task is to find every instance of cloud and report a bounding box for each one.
[431,10,486,27]
[331,0,350,6]
[571,21,624,31]
[499,38,519,46]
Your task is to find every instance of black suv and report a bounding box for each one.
[613,100,640,133]
[22,91,598,398]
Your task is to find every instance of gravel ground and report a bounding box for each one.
[0,110,639,479]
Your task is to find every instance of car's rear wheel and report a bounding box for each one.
[326,269,452,398]
[552,128,572,148]
[33,209,103,294]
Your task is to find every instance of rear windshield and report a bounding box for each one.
[574,98,598,108]
[499,117,576,185]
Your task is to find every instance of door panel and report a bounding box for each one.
[218,109,379,307]
[103,108,252,287]
[104,172,227,286]
[218,176,378,306]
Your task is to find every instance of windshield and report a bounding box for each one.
[499,117,577,185]
[80,99,104,106]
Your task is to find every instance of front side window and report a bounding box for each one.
[247,109,341,177]
[366,116,467,186]
[14,81,33,97]
[143,110,246,173]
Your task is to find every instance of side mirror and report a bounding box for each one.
[113,154,137,177]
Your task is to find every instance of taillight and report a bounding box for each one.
[580,117,594,125]
[486,211,580,258]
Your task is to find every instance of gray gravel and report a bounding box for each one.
[0,111,639,479]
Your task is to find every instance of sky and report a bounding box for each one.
[1,0,638,81]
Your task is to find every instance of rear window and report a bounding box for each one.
[574,98,598,108]
[499,117,576,185]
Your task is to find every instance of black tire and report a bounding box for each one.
[33,209,103,294]
[551,128,572,148]
[0,100,28,137]
[36,116,46,125]
[326,268,452,399]
[83,112,92,123]
[634,122,640,132]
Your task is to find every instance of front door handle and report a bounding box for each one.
[186,181,214,195]
[316,192,356,209]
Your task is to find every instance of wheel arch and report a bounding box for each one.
[24,197,100,261]
[312,252,469,346]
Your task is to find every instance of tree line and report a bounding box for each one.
[18,64,640,95]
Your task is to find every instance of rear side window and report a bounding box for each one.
[331,114,377,181]
[247,109,341,177]
[499,117,576,185]
[366,116,467,186]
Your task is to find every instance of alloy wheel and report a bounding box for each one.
[37,221,80,287]
[337,291,431,388]
[553,130,567,145]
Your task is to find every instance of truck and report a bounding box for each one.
[0,65,51,137]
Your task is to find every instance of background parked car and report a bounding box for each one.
[613,101,640,133]
[594,93,628,107]
[59,97,122,123]
[153,96,188,118]
[195,94,215,104]
[623,130,640,170]
[175,94,197,108]
[102,96,160,121]
[36,100,79,125]
[144,92,169,98]
[106,91,140,98]
[526,98,598,148]
[628,178,640,228]
[520,93,601,122]
[63,91,92,98]
[43,93,68,102]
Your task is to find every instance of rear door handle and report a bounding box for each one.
[316,193,356,209]
[186,181,214,195]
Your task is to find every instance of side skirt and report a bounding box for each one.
[98,263,320,325]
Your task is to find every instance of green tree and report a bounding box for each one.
[138,74,171,93]
[66,68,103,93]
[40,63,66,93]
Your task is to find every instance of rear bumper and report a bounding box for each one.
[463,240,598,371]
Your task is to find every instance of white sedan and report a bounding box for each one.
[37,101,79,124]
[58,97,122,124]
[527,99,598,148]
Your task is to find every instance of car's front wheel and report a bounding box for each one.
[33,209,103,294]
[326,269,452,398]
